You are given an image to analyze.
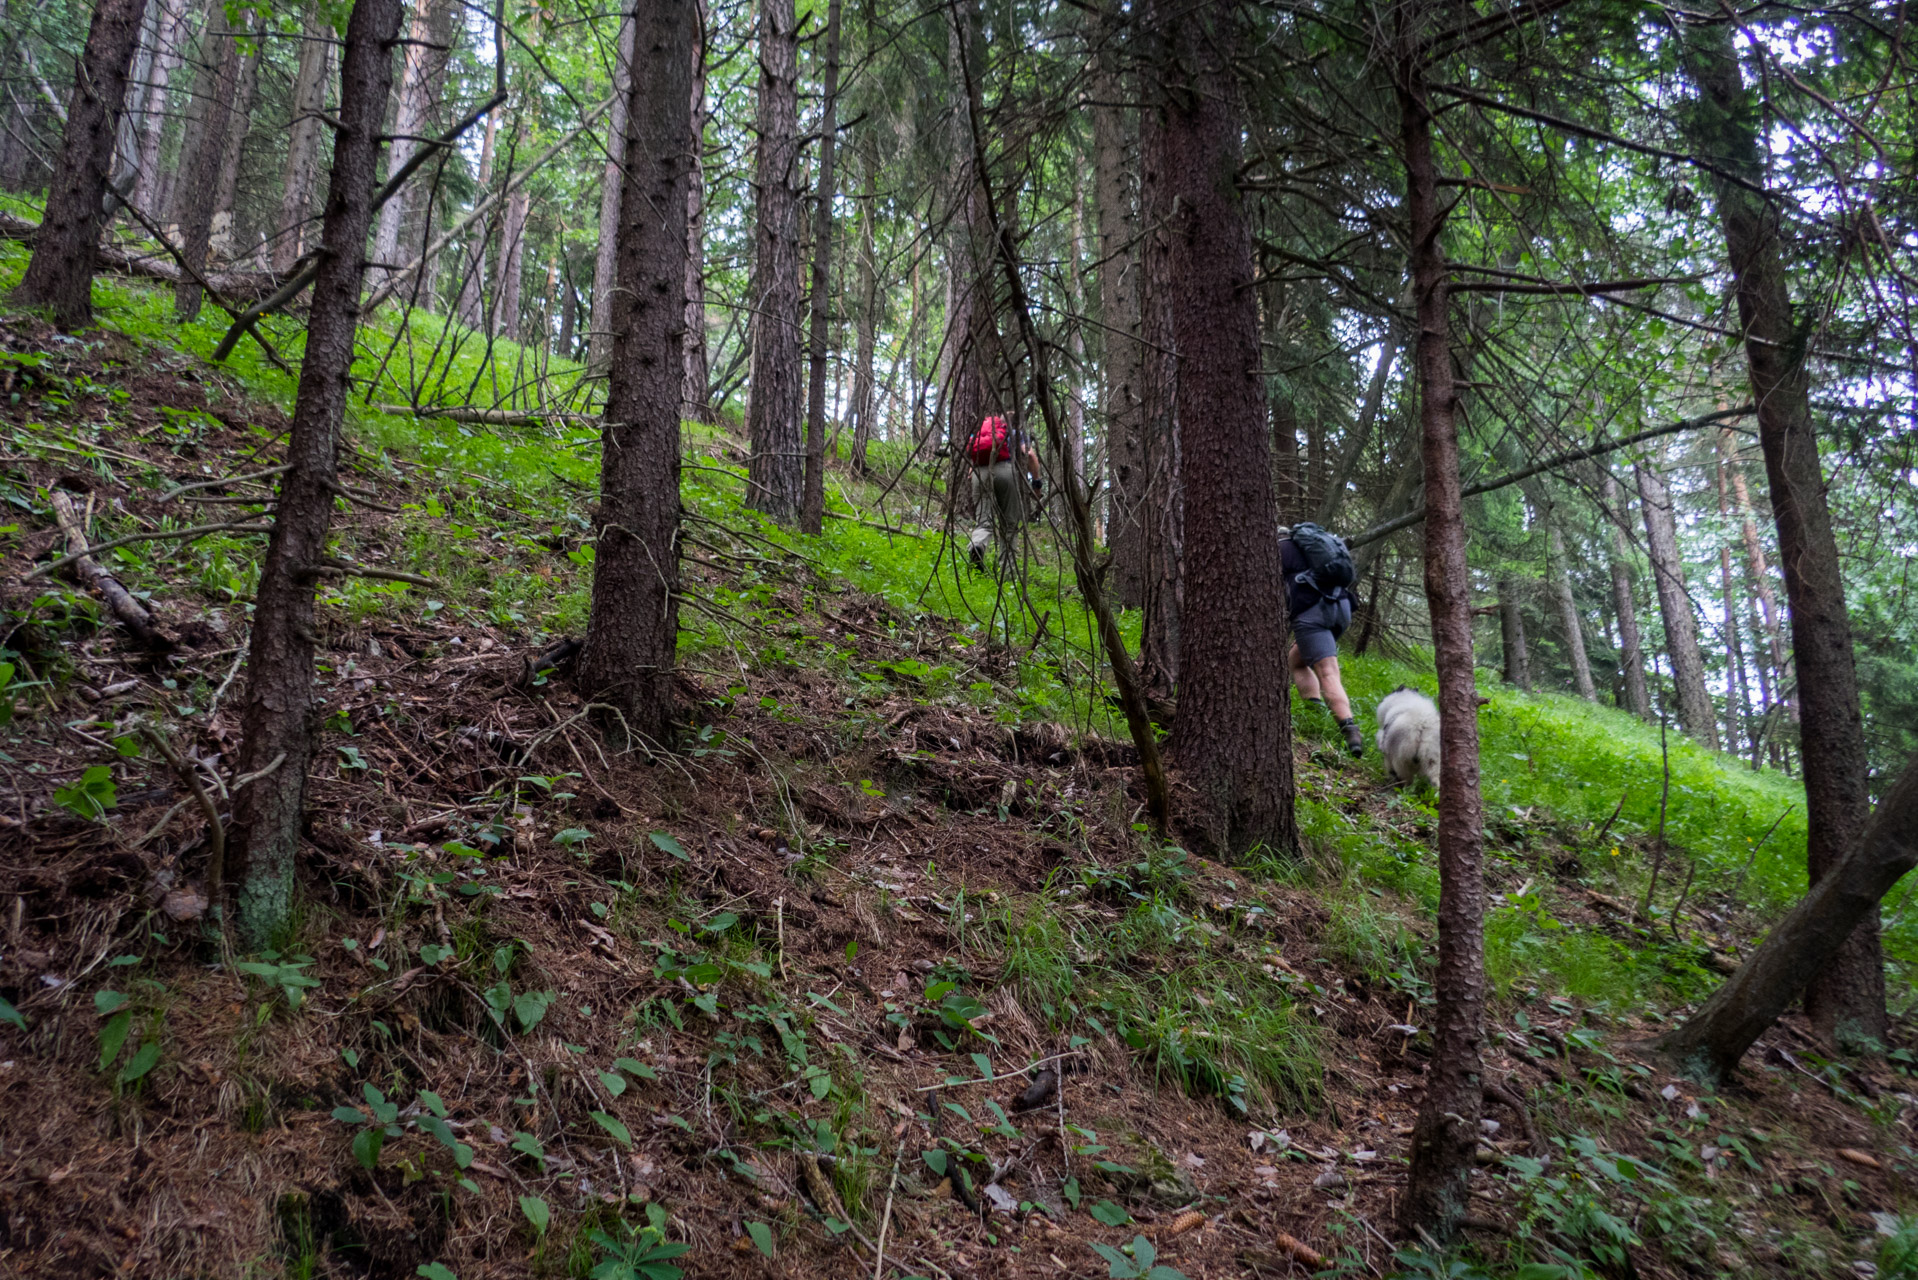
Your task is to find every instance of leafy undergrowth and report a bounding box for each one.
[1,277,1915,1280]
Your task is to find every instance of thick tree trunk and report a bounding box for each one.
[744,0,803,523]
[1136,64,1181,704]
[171,16,240,320]
[371,0,450,291]
[1092,3,1145,606]
[274,13,333,275]
[847,129,879,475]
[1603,469,1651,719]
[1681,22,1881,1049]
[1655,749,1918,1084]
[588,10,636,373]
[1151,0,1293,856]
[14,0,150,329]
[1548,524,1596,700]
[229,0,402,946]
[798,0,841,536]
[1498,577,1530,690]
[1636,460,1717,749]
[576,0,694,749]
[681,10,708,421]
[496,185,529,339]
[1396,28,1487,1245]
[940,0,999,471]
[128,0,189,216]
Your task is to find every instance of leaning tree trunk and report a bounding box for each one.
[274,11,333,275]
[228,0,402,947]
[1498,577,1531,691]
[1092,0,1145,606]
[587,9,636,373]
[1636,459,1717,749]
[847,128,879,474]
[1602,469,1652,719]
[171,16,241,321]
[744,0,804,523]
[798,0,842,536]
[575,0,695,750]
[14,0,150,330]
[1396,22,1488,1246]
[128,0,188,215]
[1680,22,1882,1049]
[1655,748,1918,1085]
[1153,0,1294,856]
[1549,524,1597,700]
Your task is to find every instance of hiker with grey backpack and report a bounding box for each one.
[1281,522,1364,756]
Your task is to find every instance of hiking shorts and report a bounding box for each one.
[1291,595,1351,665]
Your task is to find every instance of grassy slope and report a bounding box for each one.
[2,245,1915,1280]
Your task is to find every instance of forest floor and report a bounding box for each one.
[1,273,1916,1280]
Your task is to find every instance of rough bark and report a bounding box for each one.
[371,0,452,292]
[1680,21,1882,1048]
[1727,457,1788,716]
[274,12,333,275]
[1396,24,1486,1244]
[798,0,841,536]
[848,128,879,474]
[111,0,158,199]
[588,9,636,373]
[575,0,694,750]
[1655,749,1918,1084]
[1636,459,1717,749]
[1602,469,1651,719]
[1136,59,1181,704]
[1092,0,1145,606]
[1499,576,1531,691]
[209,26,260,261]
[128,0,189,216]
[496,185,529,339]
[171,15,241,320]
[1151,0,1294,857]
[1715,445,1752,756]
[229,0,402,946]
[1541,524,1594,700]
[682,1,709,420]
[455,106,499,331]
[744,0,803,523]
[13,0,150,329]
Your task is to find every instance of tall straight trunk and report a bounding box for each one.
[557,260,577,356]
[128,0,188,215]
[496,185,529,339]
[847,129,879,474]
[171,15,240,320]
[1549,524,1596,699]
[1681,22,1881,1049]
[15,0,149,329]
[576,0,694,748]
[1318,328,1398,528]
[1603,469,1652,719]
[1136,66,1180,702]
[1747,581,1773,768]
[1635,459,1717,748]
[798,0,841,535]
[455,106,498,331]
[682,0,709,420]
[209,24,260,261]
[371,0,449,289]
[111,0,158,198]
[228,0,402,946]
[588,10,636,373]
[1092,0,1145,606]
[1151,0,1294,856]
[1270,386,1303,524]
[1396,22,1487,1244]
[744,0,803,522]
[1715,446,1752,756]
[940,0,997,465]
[1062,190,1087,519]
[274,12,332,275]
[1728,450,1789,717]
[1498,577,1531,690]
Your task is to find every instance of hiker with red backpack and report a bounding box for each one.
[965,414,1042,572]
[1281,522,1365,756]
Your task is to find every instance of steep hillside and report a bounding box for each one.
[2,265,1915,1280]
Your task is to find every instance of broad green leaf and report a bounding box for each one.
[353,1126,385,1170]
[589,1111,632,1147]
[1089,1200,1131,1226]
[118,1040,160,1083]
[746,1220,775,1257]
[518,1194,551,1235]
[0,996,24,1031]
[599,1069,627,1097]
[94,989,129,1015]
[649,831,689,860]
[513,989,554,1031]
[97,1009,132,1071]
[613,1056,658,1079]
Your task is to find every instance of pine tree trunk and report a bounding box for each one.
[1092,0,1145,607]
[798,0,841,536]
[228,0,402,947]
[1680,22,1882,1049]
[1603,469,1652,719]
[111,0,158,199]
[682,4,709,421]
[1499,577,1531,690]
[274,12,332,275]
[848,129,879,475]
[576,0,694,750]
[14,0,150,329]
[1151,0,1294,857]
[171,16,240,320]
[1715,445,1752,757]
[744,0,804,523]
[1136,64,1180,704]
[129,0,188,216]
[1318,329,1398,528]
[1549,524,1596,700]
[209,24,259,262]
[1636,459,1717,749]
[588,10,636,373]
[497,185,529,339]
[455,106,498,331]
[1396,23,1487,1244]
[1727,455,1791,725]
[371,0,449,291]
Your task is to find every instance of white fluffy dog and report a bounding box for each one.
[1376,686,1441,791]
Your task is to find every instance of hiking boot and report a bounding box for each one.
[967,541,987,572]
[1338,717,1364,757]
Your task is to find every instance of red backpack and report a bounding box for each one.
[967,415,1011,465]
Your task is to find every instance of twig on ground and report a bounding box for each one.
[140,726,224,924]
[156,465,292,503]
[26,521,273,581]
[46,490,176,649]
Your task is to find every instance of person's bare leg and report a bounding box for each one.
[1288,643,1324,701]
[1312,656,1353,721]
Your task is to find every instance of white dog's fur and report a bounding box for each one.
[1376,686,1441,791]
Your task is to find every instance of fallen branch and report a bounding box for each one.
[47,491,175,649]
[375,402,599,426]
[309,557,442,588]
[26,520,273,582]
[0,212,282,300]
[140,726,224,926]
[157,464,290,504]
